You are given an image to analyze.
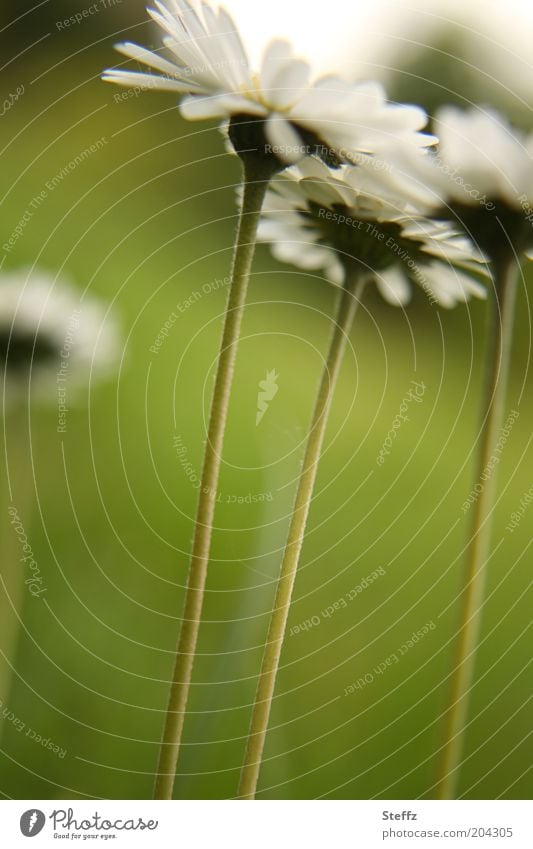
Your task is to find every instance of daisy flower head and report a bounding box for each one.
[0,269,120,407]
[259,157,487,308]
[103,0,436,172]
[434,106,533,263]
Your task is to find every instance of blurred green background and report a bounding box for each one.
[0,0,531,800]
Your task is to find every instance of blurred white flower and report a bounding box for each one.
[221,0,533,96]
[0,269,119,406]
[259,157,487,307]
[103,0,435,164]
[434,106,533,260]
[436,107,533,208]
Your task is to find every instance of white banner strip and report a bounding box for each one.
[1,800,531,847]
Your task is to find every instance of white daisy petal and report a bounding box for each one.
[350,80,386,108]
[258,162,485,304]
[264,116,305,164]
[376,268,412,306]
[0,269,120,407]
[102,69,193,93]
[148,7,216,85]
[216,7,250,75]
[260,40,295,91]
[265,59,312,111]
[435,106,533,215]
[421,263,487,308]
[198,4,250,90]
[327,260,345,286]
[114,41,201,82]
[104,1,434,159]
[180,92,263,120]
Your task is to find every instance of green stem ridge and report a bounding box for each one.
[153,164,271,800]
[238,267,366,800]
[435,259,520,800]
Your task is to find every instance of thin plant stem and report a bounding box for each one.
[435,258,520,800]
[238,266,366,799]
[153,162,272,800]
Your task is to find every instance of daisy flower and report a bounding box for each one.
[0,269,119,406]
[0,271,119,741]
[259,157,487,307]
[431,105,531,800]
[103,1,438,802]
[434,106,533,262]
[239,150,488,798]
[103,0,436,166]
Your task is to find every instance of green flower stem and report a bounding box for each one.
[153,162,272,801]
[436,258,520,800]
[0,411,32,718]
[238,266,366,800]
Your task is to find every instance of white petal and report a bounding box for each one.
[350,80,386,107]
[296,158,334,181]
[375,268,412,306]
[327,259,345,285]
[260,40,295,91]
[201,4,250,89]
[263,59,311,111]
[435,106,530,204]
[102,69,193,93]
[216,7,250,73]
[180,92,261,120]
[114,41,196,82]
[264,116,305,164]
[292,79,433,156]
[259,158,485,301]
[189,2,242,89]
[421,263,486,308]
[149,5,220,89]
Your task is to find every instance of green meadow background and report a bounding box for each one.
[0,2,531,800]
